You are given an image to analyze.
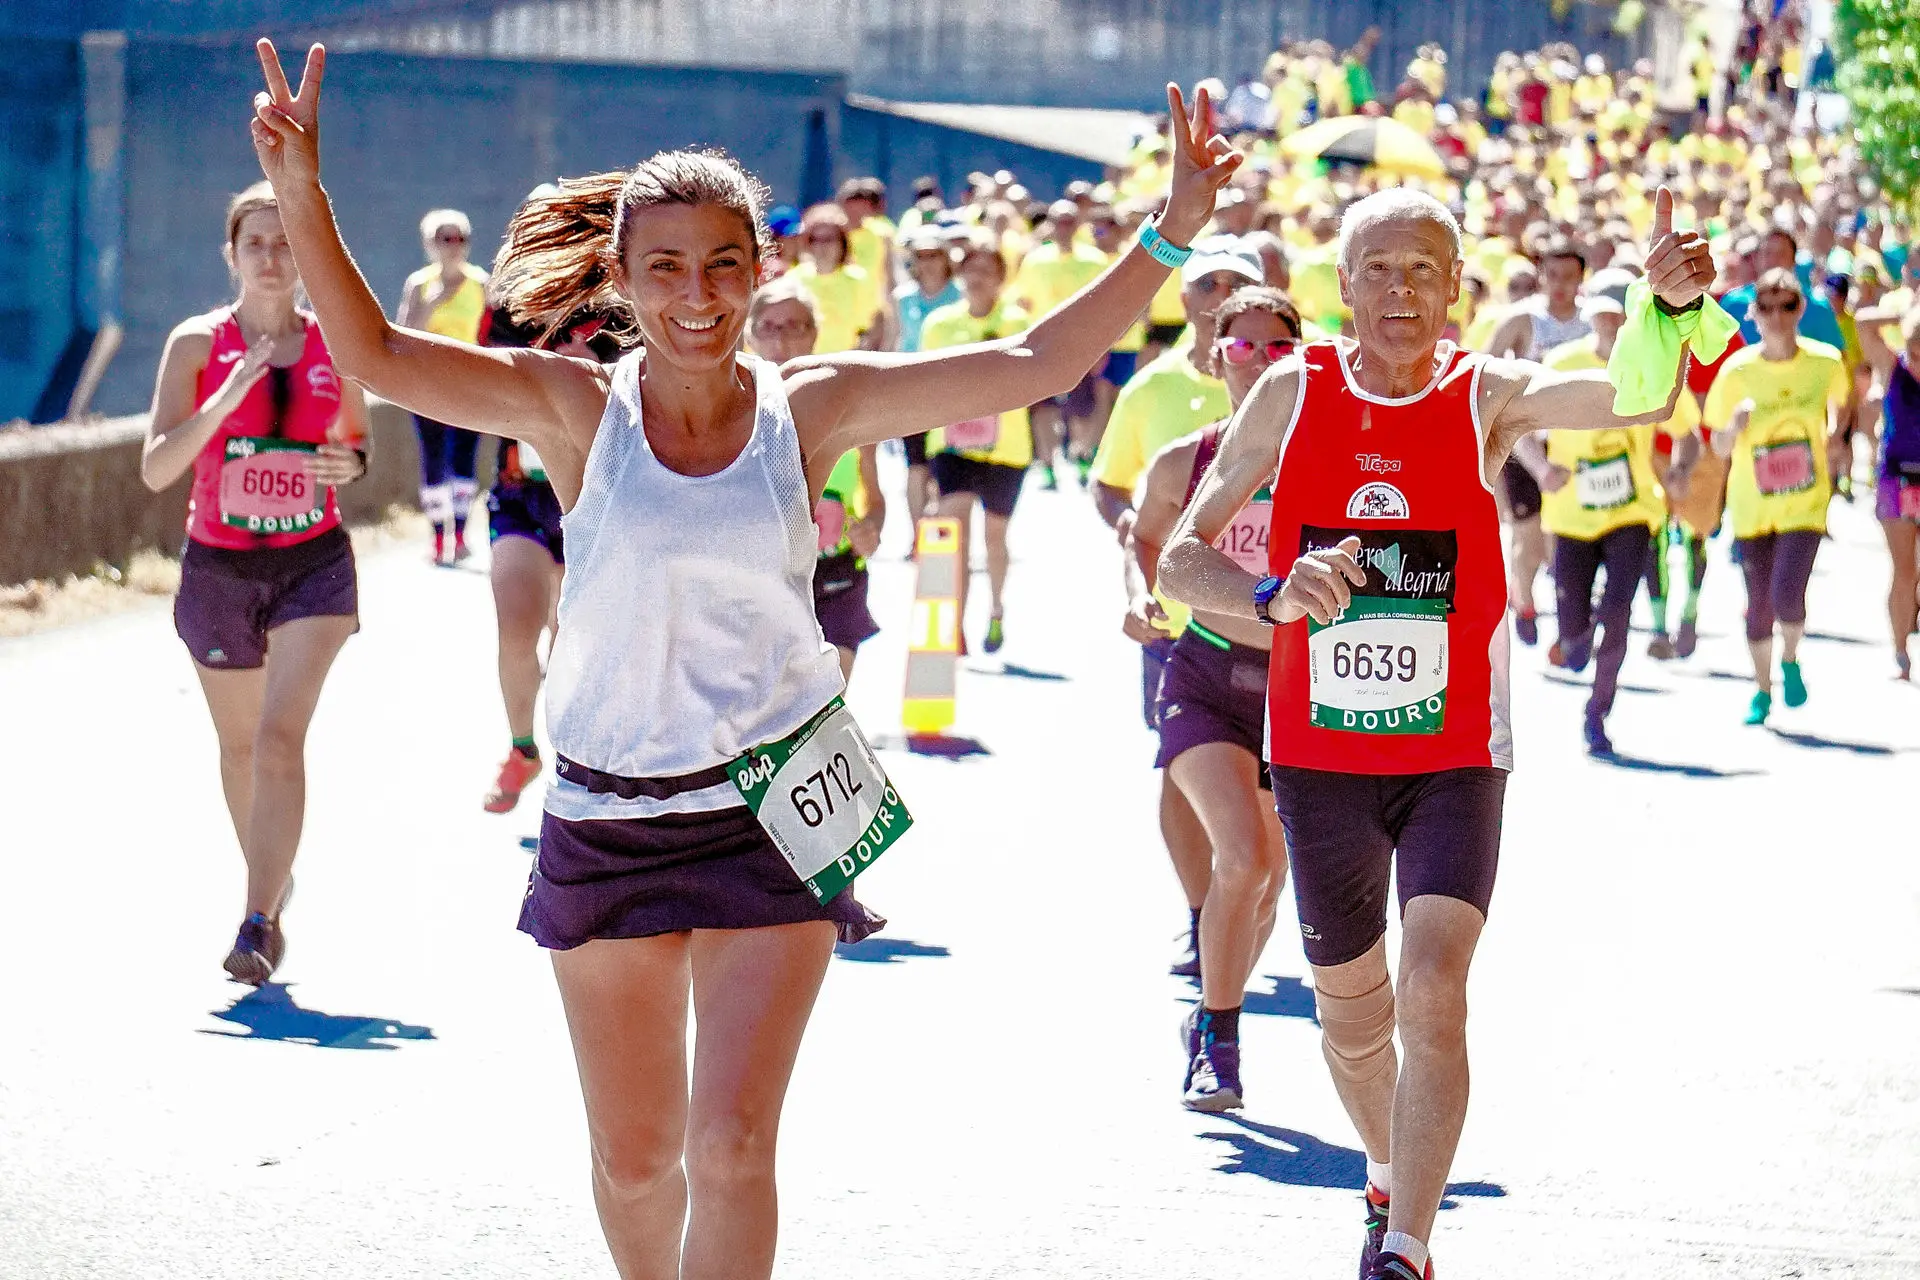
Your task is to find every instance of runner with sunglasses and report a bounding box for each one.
[1127,285,1299,1110]
[922,235,1031,654]
[1093,235,1261,980]
[398,208,490,564]
[140,180,370,983]
[1847,299,1920,679]
[1706,268,1852,724]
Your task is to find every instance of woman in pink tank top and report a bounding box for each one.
[140,180,370,987]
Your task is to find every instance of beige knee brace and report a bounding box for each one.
[1316,975,1397,1085]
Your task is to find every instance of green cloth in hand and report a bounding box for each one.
[1606,282,1737,416]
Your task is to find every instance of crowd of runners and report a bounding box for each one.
[129,6,1920,1277]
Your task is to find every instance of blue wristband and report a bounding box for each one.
[1140,219,1193,269]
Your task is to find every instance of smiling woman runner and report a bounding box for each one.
[139,180,371,985]
[248,40,1238,1278]
[1127,284,1301,1112]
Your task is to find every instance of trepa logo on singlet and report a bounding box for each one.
[1345,481,1409,519]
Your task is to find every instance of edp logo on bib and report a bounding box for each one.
[1346,481,1409,519]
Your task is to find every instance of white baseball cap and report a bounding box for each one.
[1181,235,1264,286]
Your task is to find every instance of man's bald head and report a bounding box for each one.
[1337,190,1463,274]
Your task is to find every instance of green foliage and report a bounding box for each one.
[1837,0,1920,203]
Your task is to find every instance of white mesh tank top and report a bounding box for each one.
[1524,297,1592,360]
[543,352,844,820]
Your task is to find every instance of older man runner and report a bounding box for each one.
[1159,188,1715,1280]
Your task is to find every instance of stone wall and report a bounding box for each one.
[0,398,453,586]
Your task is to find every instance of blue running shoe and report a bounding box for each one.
[223,912,280,986]
[1369,1256,1431,1280]
[1513,610,1538,646]
[1182,1039,1243,1112]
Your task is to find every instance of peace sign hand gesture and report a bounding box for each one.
[1158,83,1245,246]
[251,40,327,189]
[1643,187,1716,312]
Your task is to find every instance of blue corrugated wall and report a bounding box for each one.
[0,40,82,421]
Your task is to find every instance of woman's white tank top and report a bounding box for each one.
[543,352,844,821]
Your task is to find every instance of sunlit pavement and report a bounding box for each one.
[3,451,1917,1278]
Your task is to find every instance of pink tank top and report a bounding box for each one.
[186,309,350,550]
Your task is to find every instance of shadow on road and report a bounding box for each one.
[1767,728,1898,756]
[970,662,1070,682]
[1201,1116,1507,1207]
[1181,974,1318,1023]
[202,984,437,1051]
[834,936,951,964]
[870,733,992,759]
[1801,630,1871,646]
[1591,751,1764,778]
[1542,672,1667,696]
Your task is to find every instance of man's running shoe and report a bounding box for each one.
[983,616,1005,654]
[1182,1039,1243,1112]
[223,912,281,986]
[1675,618,1698,658]
[1513,609,1538,647]
[1647,631,1675,660]
[1074,455,1093,488]
[1897,651,1912,681]
[453,535,473,563]
[485,749,544,814]
[1039,464,1059,491]
[1744,688,1772,725]
[1782,659,1808,707]
[1357,1183,1391,1280]
[1369,1255,1432,1280]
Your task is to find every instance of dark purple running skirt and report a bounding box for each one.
[519,805,885,950]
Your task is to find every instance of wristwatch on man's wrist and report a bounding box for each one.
[1252,575,1284,626]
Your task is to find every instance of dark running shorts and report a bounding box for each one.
[1101,350,1139,387]
[520,805,884,949]
[1035,369,1098,419]
[930,452,1026,519]
[903,432,930,468]
[1146,323,1186,347]
[814,550,880,651]
[487,478,565,563]
[1141,635,1176,732]
[1500,456,1543,522]
[174,526,358,670]
[1266,764,1507,968]
[1154,628,1271,790]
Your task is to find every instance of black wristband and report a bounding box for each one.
[351,447,370,480]
[1652,293,1704,318]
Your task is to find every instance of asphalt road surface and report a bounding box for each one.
[3,452,1916,1279]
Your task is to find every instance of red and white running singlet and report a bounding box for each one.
[1265,340,1512,773]
[186,308,349,551]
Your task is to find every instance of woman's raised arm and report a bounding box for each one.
[787,83,1242,467]
[249,41,602,450]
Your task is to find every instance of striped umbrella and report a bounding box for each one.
[1280,115,1448,180]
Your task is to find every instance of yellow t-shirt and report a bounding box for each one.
[1008,241,1107,320]
[790,262,878,353]
[1091,338,1229,495]
[1703,340,1848,538]
[407,262,489,343]
[1148,271,1188,327]
[1540,338,1698,538]
[1392,97,1436,137]
[1288,245,1349,332]
[921,299,1033,468]
[848,215,895,292]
